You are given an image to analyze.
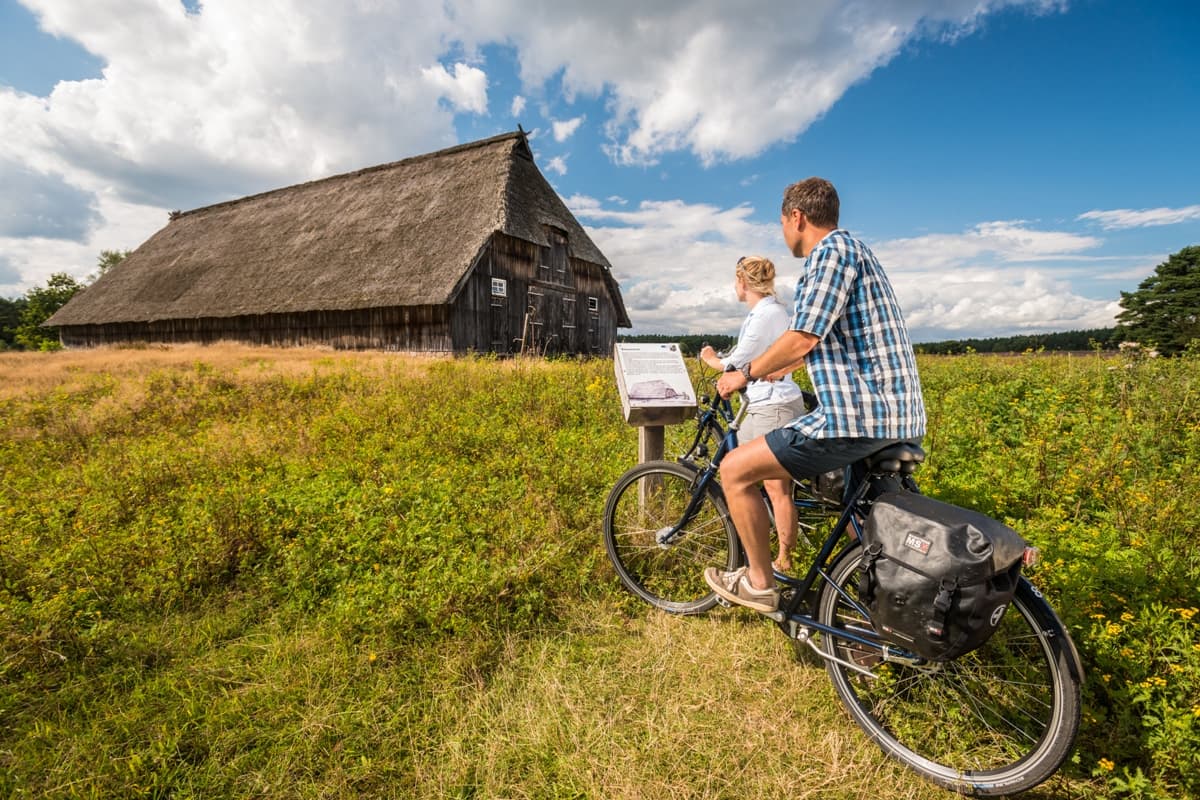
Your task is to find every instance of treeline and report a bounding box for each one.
[620,328,1121,357]
[0,250,129,351]
[914,327,1120,355]
[617,333,736,357]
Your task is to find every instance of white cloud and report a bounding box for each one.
[0,191,165,295]
[863,220,1118,339]
[898,269,1120,342]
[570,193,794,334]
[0,0,1074,299]
[456,0,1064,165]
[0,157,99,240]
[872,220,1103,272]
[4,0,474,214]
[421,62,489,114]
[551,115,584,142]
[568,195,1121,338]
[545,155,568,175]
[1077,204,1200,230]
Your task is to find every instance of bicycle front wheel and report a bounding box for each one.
[603,460,739,614]
[817,544,1082,796]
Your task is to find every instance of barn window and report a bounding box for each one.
[588,296,600,314]
[491,278,507,297]
[543,226,569,275]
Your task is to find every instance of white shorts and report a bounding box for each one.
[739,396,807,443]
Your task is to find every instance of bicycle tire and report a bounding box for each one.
[817,543,1082,796]
[603,460,740,614]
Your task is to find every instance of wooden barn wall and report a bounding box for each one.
[57,306,453,351]
[452,232,621,355]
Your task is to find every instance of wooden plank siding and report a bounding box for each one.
[57,306,453,351]
[56,233,622,355]
[450,232,621,355]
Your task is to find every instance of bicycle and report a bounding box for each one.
[603,382,1083,796]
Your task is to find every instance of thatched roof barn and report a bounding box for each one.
[47,130,630,354]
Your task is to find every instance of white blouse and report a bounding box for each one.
[719,295,806,408]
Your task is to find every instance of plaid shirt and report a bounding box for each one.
[786,230,926,439]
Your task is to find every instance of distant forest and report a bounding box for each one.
[619,327,1121,357]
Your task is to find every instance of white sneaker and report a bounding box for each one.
[703,567,779,613]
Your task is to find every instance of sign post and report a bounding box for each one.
[613,343,697,464]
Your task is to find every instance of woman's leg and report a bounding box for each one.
[764,478,796,571]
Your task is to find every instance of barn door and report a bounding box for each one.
[489,277,509,353]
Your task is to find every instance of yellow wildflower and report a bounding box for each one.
[1098,759,1115,772]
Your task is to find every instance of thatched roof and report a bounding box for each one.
[49,131,629,327]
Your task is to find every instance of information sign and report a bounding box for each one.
[613,342,697,426]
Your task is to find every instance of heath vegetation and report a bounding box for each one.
[1,344,1196,798]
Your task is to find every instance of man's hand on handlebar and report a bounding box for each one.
[716,369,747,399]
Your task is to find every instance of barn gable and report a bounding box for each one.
[47,131,629,353]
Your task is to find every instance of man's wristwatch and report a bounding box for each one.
[739,362,753,382]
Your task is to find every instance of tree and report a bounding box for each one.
[0,295,28,350]
[1117,245,1200,355]
[13,273,86,351]
[91,249,131,282]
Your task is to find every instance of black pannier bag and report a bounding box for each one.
[859,491,1027,662]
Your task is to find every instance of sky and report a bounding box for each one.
[2,0,1198,342]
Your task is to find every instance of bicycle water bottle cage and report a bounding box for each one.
[864,443,926,476]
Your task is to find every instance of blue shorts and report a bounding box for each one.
[763,427,912,483]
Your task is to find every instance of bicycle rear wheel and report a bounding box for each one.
[817,544,1082,796]
[603,460,739,614]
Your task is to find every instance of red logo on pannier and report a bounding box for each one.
[903,532,931,555]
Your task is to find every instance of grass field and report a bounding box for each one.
[1,345,1196,799]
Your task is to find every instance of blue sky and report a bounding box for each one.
[2,0,1198,341]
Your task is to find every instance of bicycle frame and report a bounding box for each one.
[771,473,927,674]
[607,371,1084,793]
[655,393,746,547]
[669,390,925,671]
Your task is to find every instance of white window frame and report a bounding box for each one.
[491,278,508,298]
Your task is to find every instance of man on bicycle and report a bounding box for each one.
[704,177,926,613]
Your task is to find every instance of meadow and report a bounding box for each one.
[1,344,1196,799]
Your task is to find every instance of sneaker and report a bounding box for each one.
[703,567,779,613]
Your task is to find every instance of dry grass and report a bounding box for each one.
[0,343,421,398]
[415,599,947,800]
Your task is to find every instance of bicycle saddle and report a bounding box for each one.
[865,442,926,475]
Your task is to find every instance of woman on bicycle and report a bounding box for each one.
[700,255,808,572]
